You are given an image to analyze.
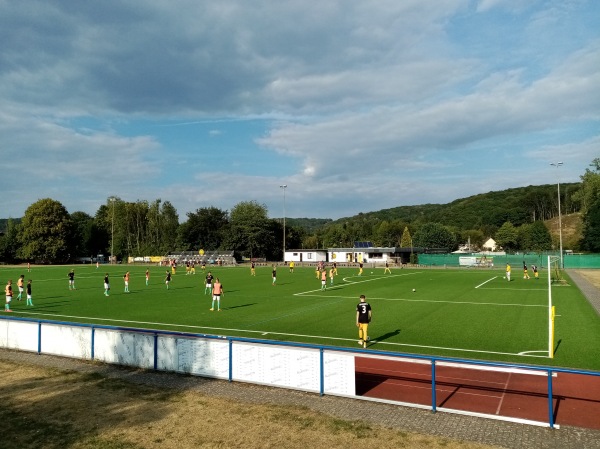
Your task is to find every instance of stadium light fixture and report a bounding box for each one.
[550,162,563,268]
[280,185,287,262]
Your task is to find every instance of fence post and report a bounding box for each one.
[228,339,233,382]
[37,321,42,354]
[153,333,158,370]
[431,359,437,413]
[319,348,325,396]
[547,369,555,428]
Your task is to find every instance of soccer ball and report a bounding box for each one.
[412,288,416,292]
[371,271,373,274]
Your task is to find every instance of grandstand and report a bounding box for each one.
[165,250,236,266]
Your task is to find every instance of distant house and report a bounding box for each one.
[482,238,497,251]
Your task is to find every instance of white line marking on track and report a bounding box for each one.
[496,372,511,415]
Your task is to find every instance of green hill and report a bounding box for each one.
[328,183,581,231]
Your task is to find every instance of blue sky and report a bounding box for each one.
[1,0,598,221]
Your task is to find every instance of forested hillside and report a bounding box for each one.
[330,183,580,232]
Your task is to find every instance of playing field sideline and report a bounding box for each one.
[2,264,599,370]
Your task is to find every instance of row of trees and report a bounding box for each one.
[1,159,599,263]
[0,198,302,264]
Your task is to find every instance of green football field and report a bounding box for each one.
[1,264,599,370]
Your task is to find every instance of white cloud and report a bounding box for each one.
[0,0,597,219]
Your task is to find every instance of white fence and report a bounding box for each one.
[0,317,355,396]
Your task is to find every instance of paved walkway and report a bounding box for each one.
[1,270,599,449]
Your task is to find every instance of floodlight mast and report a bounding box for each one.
[280,185,287,262]
[109,196,116,264]
[550,162,563,268]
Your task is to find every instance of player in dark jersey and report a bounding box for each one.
[68,270,76,290]
[205,272,214,295]
[356,295,372,348]
[103,274,110,296]
[165,271,171,289]
[26,279,33,306]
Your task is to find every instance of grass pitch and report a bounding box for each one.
[2,264,599,370]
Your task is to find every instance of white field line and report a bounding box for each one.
[475,277,497,288]
[479,288,548,291]
[9,310,550,359]
[294,272,421,297]
[295,293,546,308]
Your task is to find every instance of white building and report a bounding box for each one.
[482,238,497,251]
[284,249,327,263]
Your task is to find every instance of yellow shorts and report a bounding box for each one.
[358,323,369,339]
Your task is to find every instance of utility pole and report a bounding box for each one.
[280,185,287,262]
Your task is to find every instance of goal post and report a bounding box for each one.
[547,255,561,358]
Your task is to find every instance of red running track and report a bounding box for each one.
[355,357,600,429]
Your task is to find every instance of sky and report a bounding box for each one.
[1,0,598,222]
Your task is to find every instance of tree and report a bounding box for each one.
[178,207,229,251]
[374,220,396,247]
[518,221,552,252]
[224,201,274,259]
[495,222,518,252]
[573,158,600,214]
[0,218,20,263]
[18,198,72,263]
[159,201,179,253]
[70,211,95,257]
[412,223,456,251]
[581,197,600,252]
[400,226,412,248]
[459,229,485,250]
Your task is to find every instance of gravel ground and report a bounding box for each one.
[1,269,599,449]
[568,269,600,316]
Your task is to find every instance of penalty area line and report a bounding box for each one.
[475,277,497,288]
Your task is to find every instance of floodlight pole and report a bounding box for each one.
[550,162,563,268]
[280,185,287,262]
[109,197,116,264]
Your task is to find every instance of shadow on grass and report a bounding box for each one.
[223,303,257,310]
[554,339,562,356]
[372,329,401,344]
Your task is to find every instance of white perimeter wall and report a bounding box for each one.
[0,319,355,396]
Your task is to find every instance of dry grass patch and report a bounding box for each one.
[0,359,500,449]
[575,269,600,289]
